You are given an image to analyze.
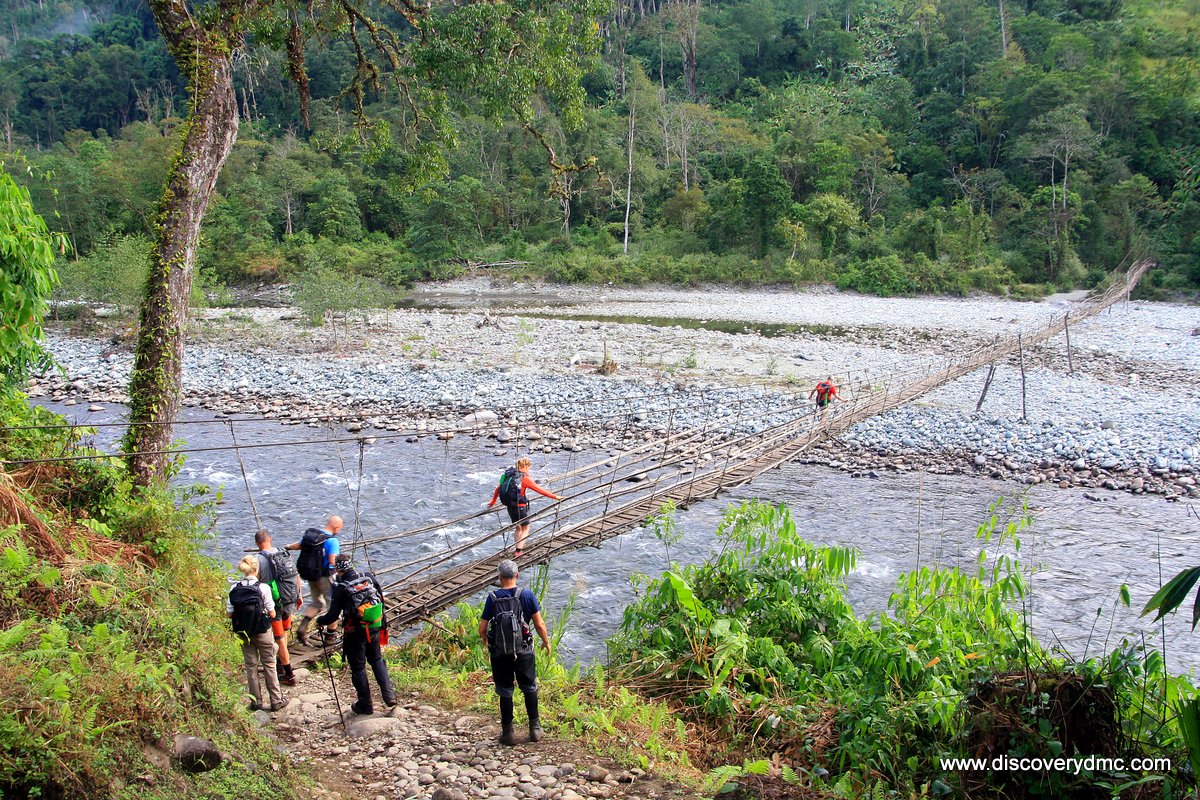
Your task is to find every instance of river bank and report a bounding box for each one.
[34,279,1200,498]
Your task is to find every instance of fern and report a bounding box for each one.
[743,759,771,776]
[704,763,745,792]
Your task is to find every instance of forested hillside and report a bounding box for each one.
[2,0,1197,298]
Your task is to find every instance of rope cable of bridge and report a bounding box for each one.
[375,397,827,590]
[226,419,264,531]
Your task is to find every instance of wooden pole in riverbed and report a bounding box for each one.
[976,364,996,411]
[1018,333,1027,421]
[1063,315,1074,376]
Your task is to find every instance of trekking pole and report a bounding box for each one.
[319,628,348,733]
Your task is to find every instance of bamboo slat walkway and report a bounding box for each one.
[378,261,1152,630]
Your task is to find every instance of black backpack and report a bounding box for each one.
[487,590,529,657]
[296,527,331,581]
[498,467,524,505]
[343,570,385,638]
[266,549,300,607]
[230,581,270,639]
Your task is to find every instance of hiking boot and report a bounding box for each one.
[529,720,544,742]
[247,700,262,712]
[295,627,310,647]
[382,695,397,709]
[499,724,517,746]
[269,699,290,713]
[279,673,297,687]
[351,701,374,716]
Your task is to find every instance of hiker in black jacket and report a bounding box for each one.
[317,555,395,715]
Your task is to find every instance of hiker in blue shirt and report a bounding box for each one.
[478,559,551,745]
[287,514,343,646]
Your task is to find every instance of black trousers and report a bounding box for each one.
[343,627,395,710]
[490,651,537,698]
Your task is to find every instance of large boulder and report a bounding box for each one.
[346,715,405,739]
[172,734,223,773]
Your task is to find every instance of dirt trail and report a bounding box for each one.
[263,665,698,800]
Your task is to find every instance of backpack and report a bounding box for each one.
[265,549,300,607]
[344,571,385,640]
[296,527,331,581]
[229,580,270,639]
[487,590,530,657]
[816,382,834,402]
[498,467,524,506]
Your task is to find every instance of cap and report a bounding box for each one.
[334,554,353,572]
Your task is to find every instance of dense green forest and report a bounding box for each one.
[2,0,1198,298]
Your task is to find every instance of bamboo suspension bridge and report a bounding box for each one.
[362,261,1152,632]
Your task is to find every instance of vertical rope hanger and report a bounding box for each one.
[328,422,374,571]
[353,438,375,574]
[227,419,264,531]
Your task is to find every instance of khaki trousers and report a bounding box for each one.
[241,631,283,707]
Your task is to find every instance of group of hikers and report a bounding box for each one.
[228,515,396,715]
[229,382,838,740]
[228,457,556,744]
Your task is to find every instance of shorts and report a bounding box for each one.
[271,606,292,638]
[505,502,530,524]
[816,397,832,409]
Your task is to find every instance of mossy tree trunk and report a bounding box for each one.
[125,0,246,484]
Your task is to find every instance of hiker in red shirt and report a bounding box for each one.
[489,456,562,557]
[809,376,839,414]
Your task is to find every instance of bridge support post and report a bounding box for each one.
[1018,333,1028,421]
[1064,315,1074,376]
[975,364,996,412]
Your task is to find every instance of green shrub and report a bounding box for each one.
[837,254,915,296]
[54,235,150,314]
[609,500,1188,795]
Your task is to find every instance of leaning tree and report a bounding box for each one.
[125,0,607,484]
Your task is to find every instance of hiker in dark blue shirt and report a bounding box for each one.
[478,559,551,745]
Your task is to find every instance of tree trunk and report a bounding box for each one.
[623,93,636,255]
[125,12,240,485]
[998,0,1008,54]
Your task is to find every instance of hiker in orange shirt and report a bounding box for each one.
[809,376,839,415]
[489,456,562,557]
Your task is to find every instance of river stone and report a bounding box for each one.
[585,766,609,782]
[347,716,405,738]
[172,734,222,772]
[464,410,499,426]
[973,454,987,466]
